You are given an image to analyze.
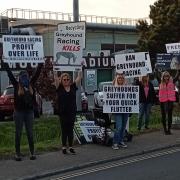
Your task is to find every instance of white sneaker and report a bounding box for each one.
[119,142,127,148]
[112,144,119,150]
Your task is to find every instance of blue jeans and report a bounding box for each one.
[113,113,129,144]
[14,110,34,155]
[138,103,152,130]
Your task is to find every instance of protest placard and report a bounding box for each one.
[58,21,86,49]
[156,53,180,70]
[2,35,44,63]
[54,22,86,71]
[115,52,152,78]
[166,43,180,53]
[79,121,103,142]
[103,85,139,113]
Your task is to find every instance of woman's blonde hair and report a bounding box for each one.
[161,71,171,84]
[113,73,126,86]
[60,73,71,85]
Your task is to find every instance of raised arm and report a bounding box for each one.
[75,71,82,86]
[2,62,18,86]
[30,63,43,85]
[54,72,60,89]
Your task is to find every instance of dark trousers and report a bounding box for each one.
[14,110,34,155]
[160,101,173,132]
[60,114,75,147]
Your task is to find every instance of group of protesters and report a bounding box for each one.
[3,61,82,161]
[2,59,180,159]
[111,69,180,150]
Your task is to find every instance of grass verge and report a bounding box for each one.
[0,104,179,159]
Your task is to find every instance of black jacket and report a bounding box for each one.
[138,81,156,104]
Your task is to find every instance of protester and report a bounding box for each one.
[55,71,82,154]
[159,71,176,135]
[3,62,43,161]
[136,75,156,130]
[112,73,128,150]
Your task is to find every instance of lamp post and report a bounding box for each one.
[73,0,79,22]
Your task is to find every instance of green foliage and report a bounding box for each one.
[129,105,162,134]
[136,0,179,60]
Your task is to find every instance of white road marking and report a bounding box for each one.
[52,148,180,180]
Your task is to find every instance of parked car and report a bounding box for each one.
[0,85,14,120]
[94,81,112,108]
[0,85,43,120]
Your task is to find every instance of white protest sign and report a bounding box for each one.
[58,21,86,49]
[103,85,139,113]
[2,35,44,63]
[166,43,180,53]
[54,22,86,71]
[79,121,103,142]
[115,52,152,78]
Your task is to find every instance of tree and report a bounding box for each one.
[136,0,180,65]
[35,57,56,102]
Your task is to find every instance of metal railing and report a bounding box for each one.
[0,8,151,26]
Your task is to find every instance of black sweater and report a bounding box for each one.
[4,63,43,111]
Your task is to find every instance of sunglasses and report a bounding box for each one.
[63,78,70,82]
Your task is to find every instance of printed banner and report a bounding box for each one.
[74,115,88,144]
[103,85,139,113]
[115,52,152,78]
[166,43,180,54]
[2,35,44,63]
[156,53,180,70]
[79,121,103,142]
[74,114,103,144]
[54,22,86,71]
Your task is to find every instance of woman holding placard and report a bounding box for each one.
[112,73,129,150]
[55,71,82,154]
[137,75,156,131]
[3,62,43,161]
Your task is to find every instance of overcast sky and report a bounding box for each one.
[0,0,157,18]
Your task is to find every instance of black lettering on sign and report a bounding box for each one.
[126,93,136,99]
[26,51,38,57]
[126,55,135,61]
[8,51,25,57]
[83,56,115,69]
[111,106,132,113]
[106,100,119,106]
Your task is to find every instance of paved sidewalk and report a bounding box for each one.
[0,129,180,180]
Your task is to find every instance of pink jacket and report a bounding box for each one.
[159,81,176,102]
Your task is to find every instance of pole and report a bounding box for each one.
[73,0,79,22]
[73,0,81,110]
